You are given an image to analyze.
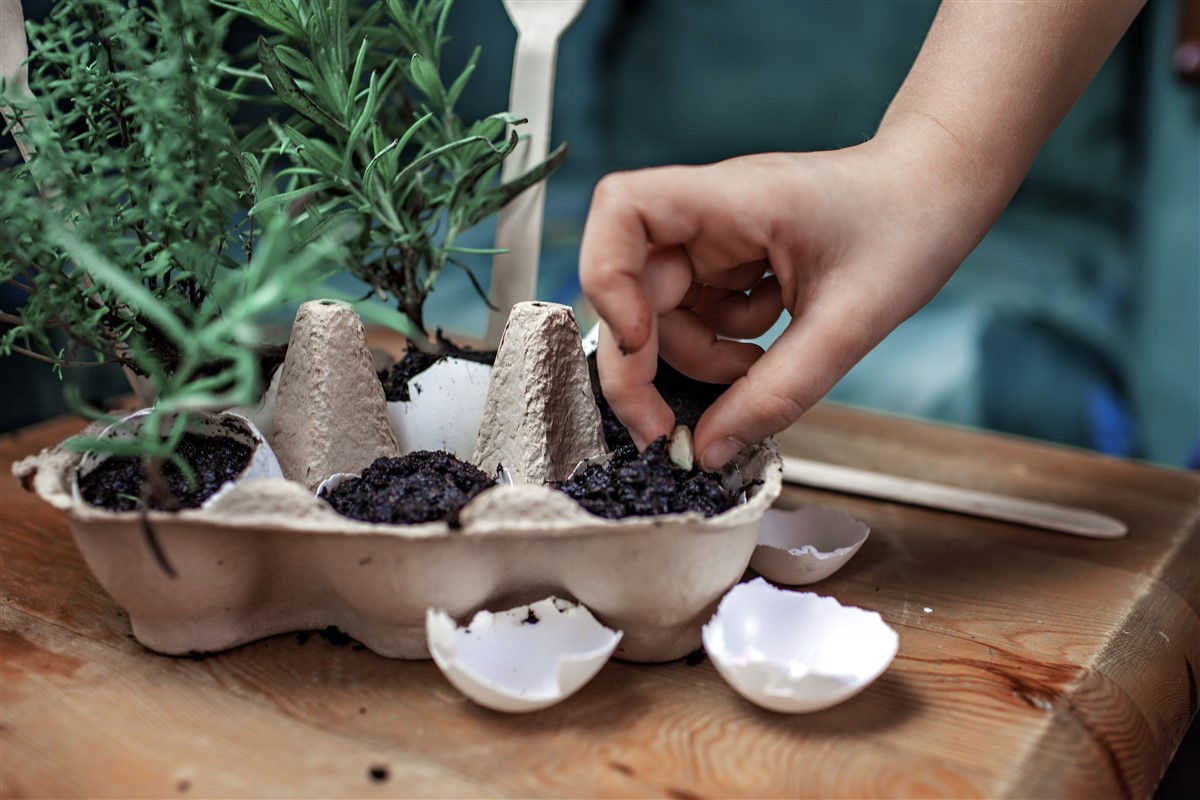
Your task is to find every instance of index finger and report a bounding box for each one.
[578,173,657,355]
[579,166,747,354]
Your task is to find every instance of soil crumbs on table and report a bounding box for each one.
[320,451,495,525]
[379,338,495,401]
[556,437,738,519]
[77,432,251,512]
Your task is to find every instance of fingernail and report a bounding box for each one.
[700,437,745,472]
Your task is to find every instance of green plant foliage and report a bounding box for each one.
[1,0,249,376]
[223,0,567,342]
[0,0,566,490]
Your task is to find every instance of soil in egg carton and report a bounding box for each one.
[78,431,252,512]
[378,336,496,402]
[320,451,496,525]
[555,437,739,520]
[367,350,737,522]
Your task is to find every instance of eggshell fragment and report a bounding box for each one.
[426,597,622,713]
[703,578,898,713]
[387,356,492,460]
[750,506,870,585]
[581,321,600,356]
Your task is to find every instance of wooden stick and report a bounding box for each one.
[781,455,1128,539]
[485,0,586,347]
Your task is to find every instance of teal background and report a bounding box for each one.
[430,0,1199,468]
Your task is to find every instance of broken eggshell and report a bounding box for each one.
[750,506,870,585]
[387,356,492,461]
[72,408,283,509]
[702,577,898,713]
[426,597,622,713]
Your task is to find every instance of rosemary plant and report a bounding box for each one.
[0,0,338,497]
[1,0,565,506]
[223,0,566,346]
[1,0,249,377]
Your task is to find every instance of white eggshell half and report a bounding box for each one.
[387,357,491,460]
[750,506,870,585]
[703,577,898,713]
[314,472,358,500]
[426,597,622,713]
[74,409,283,508]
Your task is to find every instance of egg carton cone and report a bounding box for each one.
[270,300,400,491]
[474,301,607,483]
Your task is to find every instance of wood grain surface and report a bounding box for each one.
[2,407,1197,799]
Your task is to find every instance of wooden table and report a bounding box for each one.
[2,406,1197,798]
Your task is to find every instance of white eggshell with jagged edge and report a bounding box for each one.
[703,578,898,713]
[427,597,622,713]
[387,357,492,460]
[750,506,870,585]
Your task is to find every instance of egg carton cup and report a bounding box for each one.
[13,300,783,663]
[15,435,780,663]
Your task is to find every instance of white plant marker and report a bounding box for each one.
[485,0,587,348]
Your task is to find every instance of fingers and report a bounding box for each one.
[693,276,784,340]
[578,179,654,355]
[579,163,785,453]
[658,309,765,384]
[596,321,673,450]
[579,166,772,354]
[693,299,875,471]
[594,248,696,449]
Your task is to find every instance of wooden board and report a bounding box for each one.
[2,406,1197,799]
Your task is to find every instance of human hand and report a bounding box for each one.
[579,131,998,471]
[578,0,1144,472]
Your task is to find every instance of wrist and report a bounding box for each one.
[867,110,1019,259]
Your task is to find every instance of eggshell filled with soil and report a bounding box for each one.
[73,409,283,511]
[426,597,622,713]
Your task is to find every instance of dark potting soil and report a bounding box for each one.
[319,451,496,525]
[556,437,738,520]
[589,355,728,451]
[379,336,496,402]
[77,432,252,512]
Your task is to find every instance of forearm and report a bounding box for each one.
[878,0,1145,230]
